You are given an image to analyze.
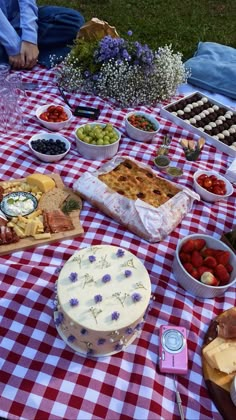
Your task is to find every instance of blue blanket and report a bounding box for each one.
[185,42,236,100]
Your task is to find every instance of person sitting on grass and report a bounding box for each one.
[0,0,85,69]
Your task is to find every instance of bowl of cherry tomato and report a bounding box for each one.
[125,112,160,142]
[193,170,234,202]
[36,104,73,131]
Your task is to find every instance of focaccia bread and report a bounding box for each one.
[98,159,180,207]
[74,156,199,242]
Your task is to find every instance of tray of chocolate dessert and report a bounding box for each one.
[160,92,236,158]
[0,173,84,255]
[202,307,236,420]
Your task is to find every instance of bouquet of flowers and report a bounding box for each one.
[55,20,188,108]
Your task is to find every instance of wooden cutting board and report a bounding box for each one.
[0,173,84,256]
[202,307,236,420]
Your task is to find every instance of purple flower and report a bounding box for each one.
[125,270,132,278]
[54,312,64,326]
[80,328,88,335]
[69,272,78,282]
[68,335,76,342]
[102,274,111,283]
[116,249,125,257]
[111,311,120,321]
[70,298,79,307]
[135,322,144,331]
[89,255,96,263]
[55,266,62,274]
[125,327,133,335]
[127,30,133,36]
[94,294,103,304]
[97,338,106,345]
[115,343,123,351]
[132,293,142,303]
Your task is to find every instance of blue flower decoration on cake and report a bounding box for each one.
[70,298,79,307]
[111,311,120,321]
[94,294,103,303]
[69,272,78,282]
[117,249,125,257]
[102,274,111,283]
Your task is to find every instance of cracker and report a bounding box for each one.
[38,188,70,211]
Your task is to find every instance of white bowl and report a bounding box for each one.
[0,191,38,218]
[74,123,121,160]
[193,170,233,202]
[36,104,72,131]
[28,132,71,162]
[125,111,160,142]
[173,234,236,298]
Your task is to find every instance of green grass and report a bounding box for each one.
[38,0,236,60]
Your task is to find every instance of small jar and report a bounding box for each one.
[154,155,170,169]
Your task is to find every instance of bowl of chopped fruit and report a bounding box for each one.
[173,234,236,298]
[28,132,71,162]
[125,112,160,142]
[193,170,233,202]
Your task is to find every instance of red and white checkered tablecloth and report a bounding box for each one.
[0,65,235,420]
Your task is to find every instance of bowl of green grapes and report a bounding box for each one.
[75,123,121,160]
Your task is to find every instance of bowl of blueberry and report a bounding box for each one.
[28,132,71,162]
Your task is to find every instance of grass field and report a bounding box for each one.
[38,0,236,60]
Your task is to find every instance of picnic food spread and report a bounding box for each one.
[54,245,151,357]
[1,63,236,420]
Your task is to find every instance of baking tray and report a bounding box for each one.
[160,91,236,158]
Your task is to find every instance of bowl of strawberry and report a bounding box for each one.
[36,104,72,131]
[125,111,160,142]
[193,170,233,203]
[173,234,236,298]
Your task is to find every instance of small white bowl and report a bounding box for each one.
[0,191,38,218]
[173,234,236,298]
[36,104,72,131]
[74,123,121,160]
[125,111,160,142]
[28,132,71,163]
[193,170,233,202]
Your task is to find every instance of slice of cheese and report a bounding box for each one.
[26,174,55,193]
[203,337,236,374]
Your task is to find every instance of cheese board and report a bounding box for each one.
[0,173,84,256]
[202,307,236,420]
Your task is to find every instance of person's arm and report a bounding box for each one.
[0,9,21,56]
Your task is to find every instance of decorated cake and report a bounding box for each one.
[54,245,151,357]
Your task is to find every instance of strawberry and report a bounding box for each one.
[225,263,233,273]
[214,264,230,285]
[198,266,213,277]
[191,269,200,280]
[201,248,216,257]
[204,256,217,268]
[200,272,219,286]
[191,250,203,268]
[181,239,195,253]
[194,238,206,251]
[215,251,230,266]
[179,252,191,264]
[183,262,194,274]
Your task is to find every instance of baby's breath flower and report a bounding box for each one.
[55,33,188,107]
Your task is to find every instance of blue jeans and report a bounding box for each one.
[0,6,85,68]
